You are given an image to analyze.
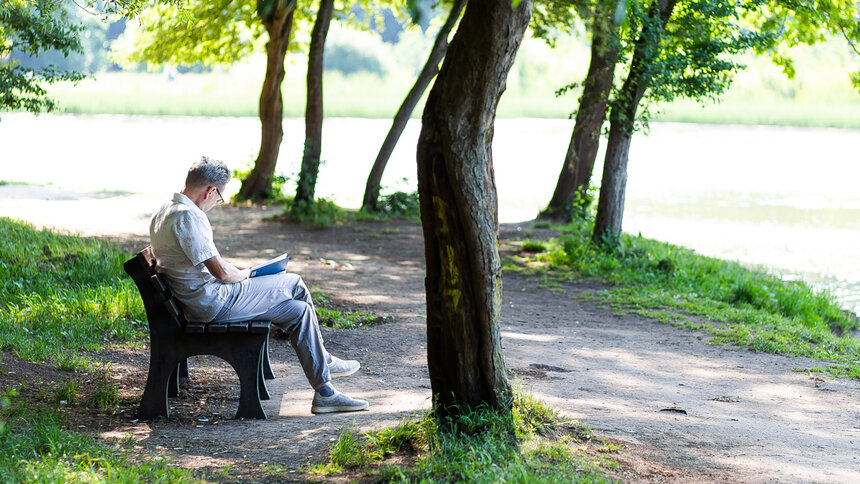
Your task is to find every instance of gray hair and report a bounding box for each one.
[185,156,231,189]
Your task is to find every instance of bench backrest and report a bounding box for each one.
[124,247,188,338]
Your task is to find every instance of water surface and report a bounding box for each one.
[1,114,857,314]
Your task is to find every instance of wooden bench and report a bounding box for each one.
[124,247,275,420]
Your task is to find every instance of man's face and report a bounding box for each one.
[204,186,225,212]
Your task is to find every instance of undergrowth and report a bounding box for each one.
[0,389,199,483]
[0,218,146,370]
[231,165,420,227]
[508,217,860,379]
[313,392,617,482]
[313,291,389,329]
[286,191,420,228]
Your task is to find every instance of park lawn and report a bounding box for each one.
[2,212,857,482]
[0,217,206,482]
[0,217,147,371]
[508,217,860,380]
[0,217,615,483]
[311,393,620,483]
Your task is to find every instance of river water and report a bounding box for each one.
[1,114,858,315]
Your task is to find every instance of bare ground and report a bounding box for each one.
[1,188,858,483]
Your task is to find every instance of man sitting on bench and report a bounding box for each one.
[149,156,368,414]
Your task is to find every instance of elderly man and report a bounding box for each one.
[149,157,368,414]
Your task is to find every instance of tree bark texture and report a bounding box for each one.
[593,0,677,243]
[417,0,532,417]
[360,0,466,212]
[237,9,295,201]
[295,0,335,206]
[540,10,619,221]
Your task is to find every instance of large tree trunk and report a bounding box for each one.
[295,0,335,208]
[417,0,532,419]
[360,0,466,212]
[237,9,295,201]
[540,9,619,221]
[593,0,677,243]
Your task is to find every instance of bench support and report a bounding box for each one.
[125,247,275,420]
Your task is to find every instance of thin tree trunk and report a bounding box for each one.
[295,0,335,208]
[540,9,619,221]
[593,0,677,243]
[417,0,532,419]
[237,9,295,201]
[360,0,467,212]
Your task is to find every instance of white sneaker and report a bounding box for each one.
[311,390,369,414]
[328,355,360,378]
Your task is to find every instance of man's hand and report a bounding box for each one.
[204,256,249,283]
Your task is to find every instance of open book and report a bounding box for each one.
[249,253,290,278]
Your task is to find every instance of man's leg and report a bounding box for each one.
[257,298,329,389]
[213,273,367,412]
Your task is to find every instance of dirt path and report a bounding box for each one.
[2,189,858,483]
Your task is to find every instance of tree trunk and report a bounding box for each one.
[237,9,295,201]
[593,0,677,243]
[360,0,467,212]
[417,0,533,418]
[295,0,335,208]
[540,10,619,221]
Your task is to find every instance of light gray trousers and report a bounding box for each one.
[213,273,331,389]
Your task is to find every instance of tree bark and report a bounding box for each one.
[593,0,677,243]
[540,9,619,221]
[237,8,295,201]
[295,0,335,208]
[417,0,532,418]
[360,0,466,212]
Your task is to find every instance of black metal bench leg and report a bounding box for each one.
[168,363,182,398]
[138,353,177,419]
[233,341,267,419]
[263,337,275,380]
[258,345,271,401]
[179,358,190,382]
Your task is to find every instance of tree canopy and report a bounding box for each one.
[0,0,188,118]
[0,0,85,115]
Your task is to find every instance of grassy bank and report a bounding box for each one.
[0,390,200,483]
[511,218,860,379]
[0,217,146,371]
[312,393,618,482]
[0,218,204,482]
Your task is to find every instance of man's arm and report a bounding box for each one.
[204,255,250,283]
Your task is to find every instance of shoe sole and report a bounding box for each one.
[311,402,369,414]
[329,366,360,378]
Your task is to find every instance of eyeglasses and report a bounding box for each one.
[213,187,224,205]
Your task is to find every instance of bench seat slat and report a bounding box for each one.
[228,322,250,333]
[207,323,229,333]
[186,323,206,333]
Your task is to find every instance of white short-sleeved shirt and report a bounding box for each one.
[149,193,230,322]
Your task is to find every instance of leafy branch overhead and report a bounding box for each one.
[0,0,194,116]
[746,0,860,91]
[0,0,85,114]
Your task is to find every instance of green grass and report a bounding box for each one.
[0,218,146,370]
[316,307,388,329]
[313,291,388,329]
[247,189,420,228]
[0,389,200,483]
[512,217,860,379]
[313,392,617,483]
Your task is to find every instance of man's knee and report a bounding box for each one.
[272,299,313,330]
